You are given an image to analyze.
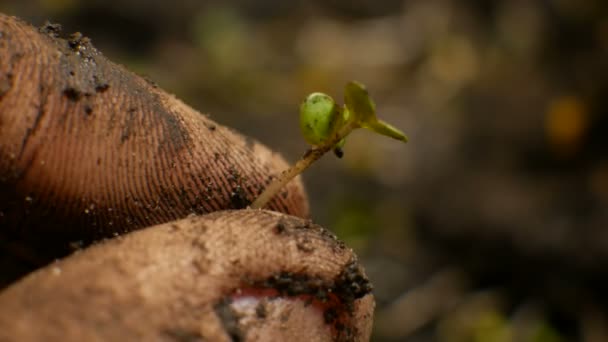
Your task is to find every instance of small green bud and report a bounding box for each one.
[299,92,342,146]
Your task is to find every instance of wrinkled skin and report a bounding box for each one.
[0,14,373,341]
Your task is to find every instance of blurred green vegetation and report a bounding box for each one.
[2,0,607,340]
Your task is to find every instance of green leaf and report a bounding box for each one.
[344,81,408,143]
[361,119,408,142]
[344,81,376,123]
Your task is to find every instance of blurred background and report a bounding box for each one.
[1,0,607,340]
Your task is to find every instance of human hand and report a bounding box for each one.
[0,14,373,341]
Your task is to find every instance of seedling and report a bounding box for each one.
[250,81,408,209]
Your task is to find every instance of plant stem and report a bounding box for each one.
[250,122,357,209]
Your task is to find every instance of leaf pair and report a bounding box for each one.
[343,81,408,143]
[299,81,408,155]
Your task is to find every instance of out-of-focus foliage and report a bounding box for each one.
[2,0,607,341]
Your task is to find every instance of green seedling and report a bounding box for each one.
[250,81,408,209]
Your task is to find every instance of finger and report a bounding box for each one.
[0,210,374,341]
[0,16,307,247]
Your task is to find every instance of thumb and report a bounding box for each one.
[0,210,374,341]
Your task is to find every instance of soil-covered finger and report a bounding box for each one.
[0,210,374,342]
[0,14,308,272]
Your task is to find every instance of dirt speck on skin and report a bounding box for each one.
[142,75,159,88]
[205,122,216,131]
[93,75,109,93]
[255,300,267,319]
[230,185,250,209]
[84,105,93,115]
[214,299,244,342]
[274,219,286,234]
[63,87,81,101]
[67,32,89,51]
[38,21,62,38]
